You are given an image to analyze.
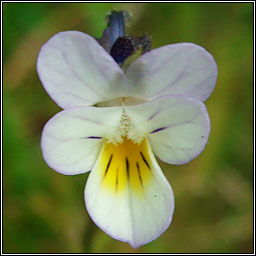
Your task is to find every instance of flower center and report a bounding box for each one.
[107,108,144,144]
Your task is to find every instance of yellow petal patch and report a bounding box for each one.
[97,138,153,195]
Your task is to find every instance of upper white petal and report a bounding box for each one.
[37,31,127,109]
[126,43,217,102]
[125,95,210,165]
[41,106,123,175]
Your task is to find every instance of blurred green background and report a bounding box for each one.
[3,2,253,253]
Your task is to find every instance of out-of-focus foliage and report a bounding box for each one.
[3,2,253,253]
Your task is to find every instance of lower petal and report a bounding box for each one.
[84,138,174,248]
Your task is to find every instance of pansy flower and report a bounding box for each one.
[37,30,217,248]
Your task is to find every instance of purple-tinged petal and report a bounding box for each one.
[37,31,127,109]
[126,43,217,102]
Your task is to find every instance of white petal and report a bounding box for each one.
[41,106,123,175]
[125,95,210,165]
[126,43,217,102]
[85,139,174,248]
[37,31,127,109]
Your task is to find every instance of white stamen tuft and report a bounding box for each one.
[107,108,144,144]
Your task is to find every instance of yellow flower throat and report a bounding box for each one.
[98,138,153,195]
